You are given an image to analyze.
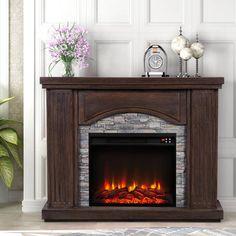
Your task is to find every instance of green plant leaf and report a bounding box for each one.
[0,97,15,106]
[0,138,22,168]
[0,158,13,188]
[0,144,9,158]
[0,128,18,145]
[17,134,23,148]
[0,119,22,126]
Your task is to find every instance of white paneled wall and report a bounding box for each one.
[23,0,236,212]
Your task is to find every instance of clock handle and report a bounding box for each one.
[157,45,168,76]
[143,45,153,76]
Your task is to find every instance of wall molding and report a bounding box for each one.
[147,0,185,25]
[94,40,133,77]
[23,0,36,211]
[22,199,47,212]
[220,198,236,212]
[94,0,132,25]
[219,138,236,158]
[200,0,236,25]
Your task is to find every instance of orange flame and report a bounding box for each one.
[99,178,166,205]
[128,181,137,192]
[103,178,161,192]
[150,181,157,189]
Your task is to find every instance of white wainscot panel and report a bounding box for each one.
[218,159,234,197]
[202,42,234,138]
[149,0,183,23]
[96,41,132,76]
[202,0,235,23]
[44,0,77,23]
[96,0,131,24]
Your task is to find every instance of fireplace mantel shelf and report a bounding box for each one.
[40,77,224,89]
[40,76,224,222]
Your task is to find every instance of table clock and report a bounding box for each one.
[143,44,168,77]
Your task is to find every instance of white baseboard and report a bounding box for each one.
[220,198,236,212]
[22,198,47,212]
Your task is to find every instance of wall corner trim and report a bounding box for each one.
[22,199,47,213]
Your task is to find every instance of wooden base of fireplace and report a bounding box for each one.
[42,201,223,222]
[40,77,224,222]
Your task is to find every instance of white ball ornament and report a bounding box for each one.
[190,42,204,59]
[180,48,193,61]
[171,35,190,54]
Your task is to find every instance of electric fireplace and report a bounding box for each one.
[40,76,224,221]
[89,133,176,207]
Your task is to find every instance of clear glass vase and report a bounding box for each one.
[62,60,74,77]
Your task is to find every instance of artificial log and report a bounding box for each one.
[95,186,170,205]
[133,190,145,200]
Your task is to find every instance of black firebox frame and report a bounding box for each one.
[89,133,176,207]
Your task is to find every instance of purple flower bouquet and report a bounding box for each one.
[48,24,90,77]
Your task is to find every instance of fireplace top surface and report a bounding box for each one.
[40,77,224,90]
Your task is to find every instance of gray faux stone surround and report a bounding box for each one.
[78,113,186,207]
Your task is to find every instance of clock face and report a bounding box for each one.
[148,54,163,69]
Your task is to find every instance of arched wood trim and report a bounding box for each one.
[78,90,187,125]
[80,108,185,125]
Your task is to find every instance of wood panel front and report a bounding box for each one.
[47,90,76,208]
[78,90,187,125]
[189,90,218,208]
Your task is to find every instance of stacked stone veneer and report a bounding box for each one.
[78,113,186,207]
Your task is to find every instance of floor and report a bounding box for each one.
[0,203,236,231]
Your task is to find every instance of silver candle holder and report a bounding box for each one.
[190,34,205,78]
[180,47,193,78]
[177,27,183,78]
[171,26,190,78]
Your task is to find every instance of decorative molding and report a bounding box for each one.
[22,199,47,213]
[220,198,236,212]
[42,0,78,24]
[200,0,236,25]
[23,0,36,206]
[94,40,133,76]
[94,0,132,25]
[35,12,48,201]
[147,0,185,24]
[219,138,236,158]
[201,41,235,139]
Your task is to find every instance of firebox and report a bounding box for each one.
[89,133,176,207]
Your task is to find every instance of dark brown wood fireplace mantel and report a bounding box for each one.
[40,77,224,221]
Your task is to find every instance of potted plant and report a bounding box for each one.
[0,97,22,188]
